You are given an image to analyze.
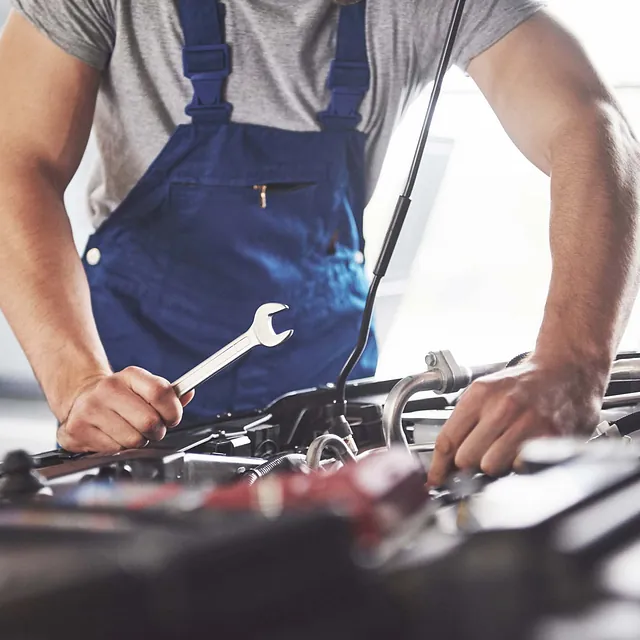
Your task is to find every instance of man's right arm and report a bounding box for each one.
[0,12,191,452]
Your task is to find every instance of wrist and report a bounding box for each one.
[534,322,614,373]
[532,337,612,397]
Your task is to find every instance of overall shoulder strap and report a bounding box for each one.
[178,0,232,124]
[318,0,370,132]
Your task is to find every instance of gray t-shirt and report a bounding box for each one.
[12,0,545,228]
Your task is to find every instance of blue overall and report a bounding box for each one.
[82,0,378,425]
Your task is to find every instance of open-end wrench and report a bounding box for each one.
[172,303,293,398]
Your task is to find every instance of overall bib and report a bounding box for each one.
[82,0,378,424]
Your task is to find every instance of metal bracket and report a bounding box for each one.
[424,350,471,395]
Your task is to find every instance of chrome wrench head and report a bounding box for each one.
[250,303,294,348]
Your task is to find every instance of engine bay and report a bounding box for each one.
[2,350,640,639]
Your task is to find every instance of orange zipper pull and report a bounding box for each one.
[253,185,268,209]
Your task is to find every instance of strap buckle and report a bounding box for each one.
[183,43,230,80]
[327,60,370,91]
[185,101,232,122]
[317,111,362,131]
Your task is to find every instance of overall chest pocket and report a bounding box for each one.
[168,179,327,272]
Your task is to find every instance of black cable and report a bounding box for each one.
[334,0,469,409]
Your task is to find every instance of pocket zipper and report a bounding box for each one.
[252,182,315,209]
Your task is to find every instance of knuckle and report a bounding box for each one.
[468,379,491,398]
[123,366,143,376]
[138,413,160,433]
[98,376,120,394]
[149,380,172,404]
[63,417,83,437]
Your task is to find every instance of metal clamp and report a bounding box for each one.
[424,350,472,395]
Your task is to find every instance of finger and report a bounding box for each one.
[107,387,165,440]
[427,431,462,488]
[122,367,184,427]
[454,396,524,470]
[95,409,164,449]
[480,415,540,477]
[90,376,164,438]
[180,390,195,408]
[427,386,485,487]
[58,423,122,454]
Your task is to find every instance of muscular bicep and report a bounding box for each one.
[467,10,620,175]
[0,10,100,191]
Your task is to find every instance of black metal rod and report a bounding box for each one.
[336,274,381,399]
[334,0,468,405]
[404,0,468,197]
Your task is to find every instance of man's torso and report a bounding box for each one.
[11,0,545,227]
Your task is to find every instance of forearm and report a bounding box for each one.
[535,103,640,376]
[0,167,112,420]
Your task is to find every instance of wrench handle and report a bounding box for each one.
[172,332,255,398]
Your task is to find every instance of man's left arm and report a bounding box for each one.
[428,10,640,486]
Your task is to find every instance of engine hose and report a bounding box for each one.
[244,454,308,486]
[306,434,357,471]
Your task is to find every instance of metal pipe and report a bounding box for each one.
[307,434,357,471]
[603,392,640,409]
[382,356,506,452]
[382,370,444,452]
[357,442,437,462]
[611,359,640,381]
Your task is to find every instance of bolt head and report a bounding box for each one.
[425,353,438,368]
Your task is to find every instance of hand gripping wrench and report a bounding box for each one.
[171,303,293,397]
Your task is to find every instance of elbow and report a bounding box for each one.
[0,152,71,200]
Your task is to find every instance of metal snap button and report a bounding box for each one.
[86,248,102,266]
[354,251,365,264]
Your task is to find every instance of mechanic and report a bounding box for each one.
[0,0,638,481]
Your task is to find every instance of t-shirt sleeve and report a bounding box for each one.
[415,0,549,73]
[11,0,115,70]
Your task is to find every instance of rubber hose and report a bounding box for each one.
[244,453,308,486]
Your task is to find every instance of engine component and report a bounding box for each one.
[382,351,506,451]
[383,354,640,453]
[307,434,357,470]
[0,449,51,500]
[244,453,309,486]
[5,351,640,640]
